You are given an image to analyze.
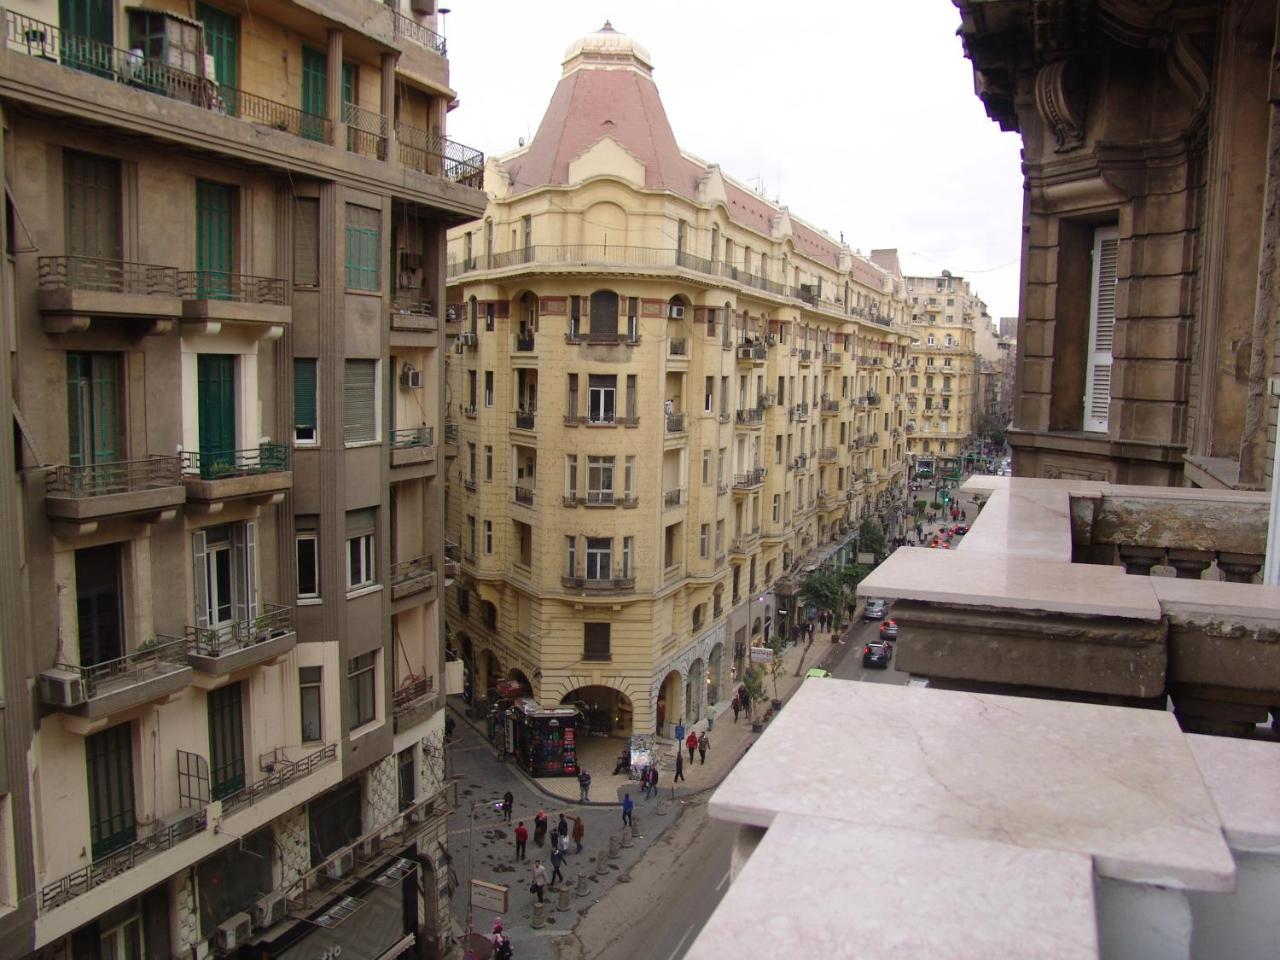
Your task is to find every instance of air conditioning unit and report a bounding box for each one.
[38,668,86,707]
[737,345,754,360]
[253,892,287,930]
[215,912,252,954]
[458,332,478,347]
[357,835,382,861]
[667,304,685,320]
[399,365,423,390]
[325,849,355,880]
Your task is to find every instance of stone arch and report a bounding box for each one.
[658,670,682,738]
[685,658,705,723]
[707,643,724,706]
[476,648,501,698]
[559,684,634,736]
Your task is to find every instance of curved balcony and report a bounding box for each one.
[560,575,636,593]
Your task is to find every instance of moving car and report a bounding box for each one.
[863,599,888,620]
[863,642,892,669]
[880,619,899,640]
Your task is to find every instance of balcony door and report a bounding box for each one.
[301,46,327,141]
[58,0,112,76]
[195,180,235,299]
[196,353,236,477]
[207,681,245,800]
[195,2,238,89]
[63,151,121,273]
[193,522,258,635]
[76,544,123,668]
[67,352,122,470]
[86,723,136,861]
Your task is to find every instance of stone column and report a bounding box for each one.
[1218,552,1264,584]
[326,29,346,148]
[1118,546,1164,576]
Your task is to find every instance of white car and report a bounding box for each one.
[863,599,888,620]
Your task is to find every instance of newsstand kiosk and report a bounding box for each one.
[509,698,581,777]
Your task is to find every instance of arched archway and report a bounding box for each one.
[658,670,682,737]
[707,643,724,706]
[506,668,533,697]
[477,649,501,699]
[560,685,633,736]
[686,659,705,723]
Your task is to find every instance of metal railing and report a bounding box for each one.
[666,412,686,433]
[669,338,688,356]
[393,675,436,711]
[735,408,763,426]
[734,468,767,488]
[513,485,534,505]
[663,489,682,507]
[391,426,434,448]
[515,333,535,352]
[397,122,485,187]
[444,423,458,444]
[392,555,436,593]
[819,446,838,461]
[47,456,182,498]
[39,255,178,296]
[181,443,289,481]
[6,13,331,143]
[791,404,810,422]
[51,635,187,700]
[514,411,536,430]
[40,805,207,912]
[390,9,446,54]
[343,101,388,159]
[221,742,337,817]
[561,575,636,592]
[798,349,813,362]
[178,271,286,304]
[444,540,460,563]
[821,399,841,414]
[736,342,768,361]
[186,603,293,658]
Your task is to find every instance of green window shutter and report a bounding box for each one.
[301,46,328,141]
[197,354,237,475]
[293,358,317,441]
[192,530,209,629]
[195,180,236,299]
[86,723,136,860]
[207,682,245,801]
[196,2,238,90]
[345,204,381,291]
[343,359,376,443]
[67,353,88,467]
[63,150,121,262]
[293,198,319,287]
[90,353,120,465]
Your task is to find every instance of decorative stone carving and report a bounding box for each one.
[367,754,399,826]
[275,807,310,889]
[174,871,199,951]
[1035,58,1088,153]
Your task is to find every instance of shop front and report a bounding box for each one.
[508,698,581,777]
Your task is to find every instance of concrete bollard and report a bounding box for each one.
[621,825,634,848]
[656,797,669,816]
[576,873,589,897]
[608,835,621,859]
[596,850,609,875]
[557,886,572,912]
[532,902,546,929]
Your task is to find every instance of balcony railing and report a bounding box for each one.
[444,423,459,445]
[737,343,768,362]
[666,411,686,433]
[513,410,536,430]
[186,603,293,659]
[39,255,177,296]
[444,540,460,563]
[734,468,767,489]
[177,271,286,304]
[397,122,485,188]
[515,333,536,352]
[392,554,436,595]
[736,408,763,426]
[664,489,683,508]
[819,447,838,462]
[561,575,636,592]
[791,404,810,422]
[669,337,688,356]
[513,485,534,505]
[181,443,288,481]
[40,805,208,913]
[391,426,434,448]
[343,100,387,159]
[47,456,182,498]
[221,742,337,817]
[393,675,437,732]
[798,349,813,363]
[390,9,446,54]
[6,13,331,143]
[821,399,841,414]
[50,635,187,701]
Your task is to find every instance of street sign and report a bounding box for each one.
[856,552,876,566]
[470,879,508,914]
[749,645,774,664]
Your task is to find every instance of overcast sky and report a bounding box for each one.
[440,1,1024,322]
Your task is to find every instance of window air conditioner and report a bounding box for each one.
[667,304,685,320]
[400,365,423,390]
[38,668,86,707]
[357,835,382,861]
[215,913,252,953]
[325,849,355,880]
[253,892,287,930]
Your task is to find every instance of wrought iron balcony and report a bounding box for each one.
[397,122,484,188]
[666,411,687,433]
[185,603,296,675]
[393,675,439,733]
[736,408,764,426]
[220,742,337,817]
[513,410,536,431]
[736,342,768,362]
[513,485,534,505]
[40,255,177,296]
[561,575,636,593]
[181,444,290,502]
[819,447,838,462]
[821,399,841,415]
[178,271,286,305]
[390,426,436,471]
[391,426,434,448]
[669,337,688,356]
[798,349,813,363]
[515,333,536,352]
[791,403,810,422]
[39,636,191,719]
[391,555,437,602]
[390,9,446,54]
[45,455,185,522]
[822,349,841,366]
[664,489,683,508]
[734,468,767,489]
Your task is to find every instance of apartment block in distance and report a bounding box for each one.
[442,23,913,739]
[0,0,485,955]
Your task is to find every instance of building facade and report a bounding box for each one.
[901,271,982,467]
[442,24,913,739]
[956,0,1280,489]
[0,0,484,956]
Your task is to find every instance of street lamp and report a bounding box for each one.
[461,794,504,960]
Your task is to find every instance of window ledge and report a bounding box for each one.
[345,584,384,601]
[294,439,319,448]
[344,288,384,298]
[348,718,383,741]
[345,440,382,450]
[298,597,323,607]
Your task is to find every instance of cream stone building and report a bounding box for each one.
[902,271,983,466]
[442,24,913,739]
[0,0,483,955]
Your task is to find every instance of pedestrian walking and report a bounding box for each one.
[698,731,709,764]
[685,730,698,763]
[577,769,592,802]
[550,846,565,887]
[649,764,660,798]
[514,821,528,860]
[706,703,716,731]
[639,764,651,799]
[533,810,548,847]
[530,861,548,903]
[557,813,569,839]
[571,815,585,853]
[674,718,685,747]
[559,830,571,860]
[493,933,513,960]
[731,694,741,724]
[674,750,685,782]
[502,790,514,823]
[622,793,634,827]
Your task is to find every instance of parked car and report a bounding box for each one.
[954,524,969,535]
[805,667,833,679]
[863,599,888,620]
[880,619,899,640]
[863,642,892,669]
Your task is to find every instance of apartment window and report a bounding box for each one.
[294,358,318,443]
[468,443,477,480]
[626,375,637,419]
[702,449,712,485]
[622,537,633,577]
[588,374,616,423]
[570,296,581,338]
[627,297,639,341]
[584,622,611,661]
[774,435,782,464]
[589,290,618,340]
[664,523,680,568]
[208,681,245,800]
[715,520,724,554]
[707,308,717,338]
[300,666,323,742]
[485,303,495,332]
[344,204,381,291]
[398,747,416,811]
[296,526,319,599]
[565,454,578,500]
[773,494,781,523]
[345,508,376,591]
[927,335,935,345]
[294,197,319,286]
[700,524,710,558]
[565,536,577,577]
[1084,225,1118,432]
[720,376,729,416]
[585,538,612,580]
[704,376,714,413]
[484,371,494,407]
[193,523,257,631]
[86,723,136,861]
[347,652,377,729]
[67,352,123,468]
[522,214,533,258]
[677,219,687,254]
[484,520,493,555]
[343,359,377,443]
[624,456,636,500]
[717,448,726,484]
[587,456,615,503]
[566,373,579,419]
[468,370,478,410]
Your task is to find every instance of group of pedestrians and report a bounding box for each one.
[522,809,586,903]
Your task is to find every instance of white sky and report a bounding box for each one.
[439,1,1024,322]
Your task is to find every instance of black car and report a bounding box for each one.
[862,642,892,669]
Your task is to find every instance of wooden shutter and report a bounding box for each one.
[233,520,257,622]
[192,530,209,628]
[293,358,317,439]
[583,622,610,661]
[343,359,376,443]
[1084,226,1118,433]
[293,198,319,287]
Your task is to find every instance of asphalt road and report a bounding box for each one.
[827,611,911,684]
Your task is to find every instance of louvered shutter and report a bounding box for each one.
[294,358,317,441]
[192,530,209,629]
[344,359,376,443]
[1084,226,1118,433]
[240,520,258,622]
[294,198,319,287]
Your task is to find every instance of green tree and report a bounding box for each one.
[840,563,871,595]
[742,664,768,710]
[858,517,887,560]
[913,498,928,517]
[799,571,842,621]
